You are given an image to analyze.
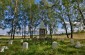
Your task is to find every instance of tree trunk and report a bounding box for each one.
[67,14,73,38]
[60,17,69,38]
[29,26,33,39]
[12,0,18,39]
[10,31,13,39]
[49,25,53,45]
[11,20,14,39]
[21,25,24,39]
[76,0,85,27]
[30,30,33,39]
[13,31,15,39]
[63,22,69,38]
[23,26,26,39]
[13,27,15,39]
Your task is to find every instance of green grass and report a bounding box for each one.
[0,38,85,55]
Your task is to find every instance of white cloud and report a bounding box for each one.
[0,28,10,35]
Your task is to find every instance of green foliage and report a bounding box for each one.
[0,39,85,55]
[62,0,70,7]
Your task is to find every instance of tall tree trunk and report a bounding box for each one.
[10,31,13,39]
[13,26,15,39]
[24,25,26,39]
[22,28,24,39]
[63,22,69,38]
[76,0,85,27]
[13,30,14,39]
[11,20,14,39]
[49,25,52,45]
[12,0,18,39]
[67,14,73,38]
[60,17,69,38]
[29,3,33,39]
[29,27,33,38]
[29,27,33,39]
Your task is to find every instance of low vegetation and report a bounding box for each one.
[0,37,85,55]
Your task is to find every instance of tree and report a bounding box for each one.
[62,0,75,38]
[40,0,57,44]
[48,0,69,38]
[0,0,7,29]
[76,0,85,29]
[25,0,35,39]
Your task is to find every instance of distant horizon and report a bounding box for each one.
[0,27,79,35]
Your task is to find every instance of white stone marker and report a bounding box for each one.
[52,41,58,49]
[0,46,9,52]
[0,47,5,52]
[2,46,9,50]
[23,42,28,50]
[8,40,13,44]
[70,39,75,46]
[21,39,23,43]
[75,41,81,48]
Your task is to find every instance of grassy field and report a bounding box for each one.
[0,32,85,39]
[0,33,85,55]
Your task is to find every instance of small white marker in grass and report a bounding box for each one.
[75,41,81,48]
[2,46,9,50]
[70,39,75,46]
[23,42,28,50]
[8,40,13,45]
[0,47,4,52]
[52,41,58,49]
[0,46,8,52]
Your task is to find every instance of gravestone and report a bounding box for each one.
[70,39,75,46]
[23,42,28,50]
[8,40,13,45]
[75,41,81,48]
[0,46,8,52]
[0,47,4,52]
[52,41,58,49]
[2,46,8,50]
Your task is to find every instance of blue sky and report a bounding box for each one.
[35,0,41,3]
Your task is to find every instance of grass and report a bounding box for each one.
[0,32,85,39]
[0,38,85,55]
[0,33,85,55]
[53,32,85,39]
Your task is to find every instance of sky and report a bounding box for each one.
[0,28,10,35]
[35,0,41,3]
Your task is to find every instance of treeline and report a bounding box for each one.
[0,0,85,39]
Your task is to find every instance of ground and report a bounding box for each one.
[0,33,85,55]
